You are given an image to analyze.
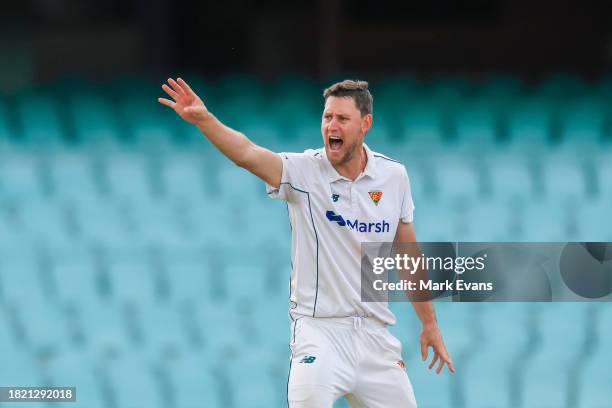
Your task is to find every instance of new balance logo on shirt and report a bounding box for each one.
[300,356,317,364]
[325,210,390,233]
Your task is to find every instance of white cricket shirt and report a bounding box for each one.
[266,144,414,325]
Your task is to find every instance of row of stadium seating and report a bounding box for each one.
[1,150,611,247]
[1,150,612,201]
[1,295,611,407]
[1,74,612,152]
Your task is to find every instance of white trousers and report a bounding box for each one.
[287,316,417,408]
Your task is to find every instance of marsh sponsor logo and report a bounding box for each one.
[325,210,390,233]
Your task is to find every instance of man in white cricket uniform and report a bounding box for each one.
[159,78,455,408]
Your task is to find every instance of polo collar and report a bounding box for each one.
[322,143,377,183]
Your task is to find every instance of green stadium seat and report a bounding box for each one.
[120,91,179,150]
[68,89,122,150]
[536,73,587,101]
[0,96,14,145]
[453,96,499,149]
[16,91,65,147]
[506,96,553,149]
[559,96,606,147]
[480,75,524,100]
[401,98,446,150]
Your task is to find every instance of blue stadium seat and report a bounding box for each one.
[487,153,535,201]
[75,198,130,245]
[233,350,285,407]
[53,252,100,305]
[521,304,589,407]
[469,200,510,241]
[106,154,154,200]
[408,361,454,408]
[579,356,612,408]
[597,151,612,199]
[12,296,70,354]
[542,155,588,201]
[138,304,192,355]
[0,305,18,352]
[47,352,104,408]
[160,155,205,199]
[462,303,531,408]
[169,257,213,304]
[521,198,580,241]
[433,157,481,202]
[107,251,158,305]
[78,300,132,353]
[0,154,44,201]
[579,199,612,241]
[105,354,166,408]
[198,304,245,352]
[402,162,431,206]
[49,153,100,199]
[170,352,222,408]
[0,348,42,386]
[0,252,48,304]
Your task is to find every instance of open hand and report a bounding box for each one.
[420,323,455,374]
[158,77,209,125]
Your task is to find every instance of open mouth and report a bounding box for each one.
[329,136,343,151]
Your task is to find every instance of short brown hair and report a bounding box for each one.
[323,79,373,116]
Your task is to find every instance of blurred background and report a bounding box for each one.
[0,1,611,407]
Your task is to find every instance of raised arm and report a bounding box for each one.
[158,77,282,188]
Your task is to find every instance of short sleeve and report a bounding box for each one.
[399,166,415,223]
[266,152,312,202]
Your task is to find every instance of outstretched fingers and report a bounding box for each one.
[162,83,180,100]
[158,98,176,108]
[168,78,186,97]
[177,78,195,96]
